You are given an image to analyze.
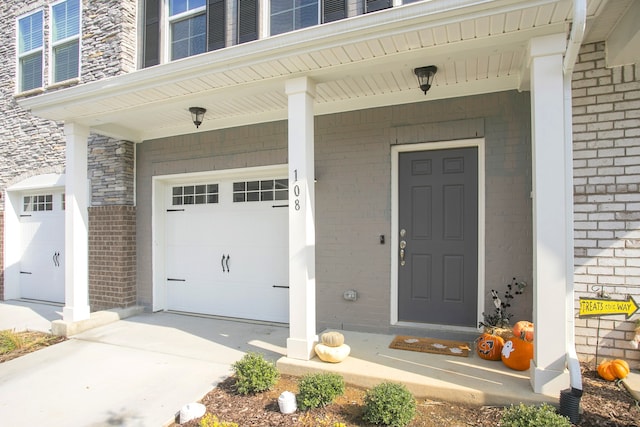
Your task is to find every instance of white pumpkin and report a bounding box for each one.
[314,343,351,363]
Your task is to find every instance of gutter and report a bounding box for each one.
[560,0,586,420]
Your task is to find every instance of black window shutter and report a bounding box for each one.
[208,0,226,51]
[143,0,161,67]
[365,0,391,13]
[323,0,346,23]
[237,0,258,44]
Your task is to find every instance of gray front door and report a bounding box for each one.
[398,147,478,327]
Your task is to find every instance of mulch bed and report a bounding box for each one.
[0,331,65,363]
[175,364,639,426]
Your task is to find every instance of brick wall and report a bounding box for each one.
[572,42,640,367]
[88,206,137,310]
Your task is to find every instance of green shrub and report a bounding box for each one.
[231,352,279,395]
[296,373,345,410]
[199,413,238,427]
[362,382,416,427]
[501,403,570,427]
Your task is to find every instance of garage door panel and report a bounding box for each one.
[19,192,64,303]
[165,175,289,323]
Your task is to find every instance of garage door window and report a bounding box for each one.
[233,179,288,202]
[172,184,219,205]
[23,194,53,212]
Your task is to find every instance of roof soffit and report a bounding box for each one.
[17,0,621,142]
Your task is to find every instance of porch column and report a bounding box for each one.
[528,33,571,395]
[63,122,91,322]
[285,77,317,360]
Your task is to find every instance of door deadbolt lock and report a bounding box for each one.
[399,240,406,266]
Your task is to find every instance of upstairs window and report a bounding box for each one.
[143,0,230,67]
[364,0,391,13]
[270,0,346,36]
[270,0,319,36]
[51,0,81,83]
[169,0,207,60]
[17,10,44,92]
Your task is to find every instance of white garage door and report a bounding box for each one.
[165,176,289,323]
[19,191,65,303]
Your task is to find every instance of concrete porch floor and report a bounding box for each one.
[278,330,559,407]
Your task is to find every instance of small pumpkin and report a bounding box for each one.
[611,359,630,380]
[501,337,534,371]
[597,361,616,381]
[476,333,505,361]
[314,343,350,363]
[598,359,630,381]
[512,321,534,342]
[321,331,345,347]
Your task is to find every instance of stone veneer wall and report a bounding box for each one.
[81,0,137,82]
[88,206,137,310]
[88,136,135,206]
[572,42,640,368]
[0,0,137,306]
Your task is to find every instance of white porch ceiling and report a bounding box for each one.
[18,0,634,143]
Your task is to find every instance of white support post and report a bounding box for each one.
[63,122,91,322]
[285,77,317,360]
[529,33,571,395]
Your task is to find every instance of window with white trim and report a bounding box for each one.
[51,0,81,83]
[23,194,53,212]
[270,0,319,36]
[17,10,44,92]
[233,179,288,202]
[143,0,232,67]
[169,0,207,60]
[172,184,219,205]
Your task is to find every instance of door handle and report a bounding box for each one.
[221,254,230,273]
[400,240,406,266]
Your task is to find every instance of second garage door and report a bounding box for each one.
[165,175,289,323]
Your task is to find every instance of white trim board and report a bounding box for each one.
[390,139,485,332]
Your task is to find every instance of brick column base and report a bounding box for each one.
[88,206,136,310]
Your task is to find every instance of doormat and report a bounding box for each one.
[389,335,470,357]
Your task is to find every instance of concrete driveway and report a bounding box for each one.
[0,300,288,426]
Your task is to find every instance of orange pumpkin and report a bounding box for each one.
[611,359,630,379]
[597,361,616,381]
[512,321,534,342]
[501,337,534,371]
[598,359,630,381]
[476,333,505,361]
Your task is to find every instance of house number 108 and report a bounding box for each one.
[293,169,301,211]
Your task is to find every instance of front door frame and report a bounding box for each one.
[390,139,485,331]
